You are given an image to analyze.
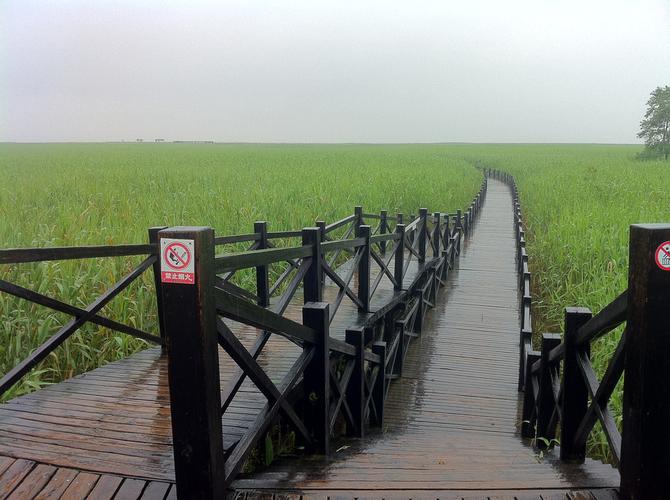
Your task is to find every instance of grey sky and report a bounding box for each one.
[2,0,669,143]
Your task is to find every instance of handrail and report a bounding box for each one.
[321,237,366,253]
[575,290,628,347]
[0,243,155,263]
[267,230,303,239]
[404,216,421,232]
[214,233,260,245]
[325,214,356,233]
[369,232,399,244]
[215,245,312,273]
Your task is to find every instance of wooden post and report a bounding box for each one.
[254,221,269,307]
[148,226,168,349]
[620,224,670,500]
[442,213,450,250]
[357,224,371,312]
[371,341,387,427]
[418,208,428,263]
[158,226,224,499]
[397,212,403,225]
[536,333,561,448]
[433,212,441,258]
[380,210,388,254]
[521,351,541,438]
[394,224,405,291]
[345,327,365,438]
[518,328,532,391]
[303,302,330,455]
[560,307,592,462]
[354,206,363,228]
[302,227,322,303]
[316,220,326,288]
[455,213,462,255]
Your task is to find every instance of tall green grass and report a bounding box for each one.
[0,143,482,400]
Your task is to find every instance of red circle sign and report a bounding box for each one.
[163,242,191,270]
[655,241,670,271]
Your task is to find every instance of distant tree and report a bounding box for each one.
[638,85,670,160]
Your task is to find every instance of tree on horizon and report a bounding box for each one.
[638,85,670,160]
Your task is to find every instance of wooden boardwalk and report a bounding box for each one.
[230,180,620,498]
[0,179,620,499]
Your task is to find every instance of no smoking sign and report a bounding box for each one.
[655,241,670,272]
[161,238,195,284]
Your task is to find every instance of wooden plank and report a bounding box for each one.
[139,481,171,499]
[61,471,99,499]
[6,464,57,499]
[114,478,148,500]
[87,474,124,499]
[34,467,78,499]
[0,459,35,497]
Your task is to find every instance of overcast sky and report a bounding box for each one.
[2,0,669,143]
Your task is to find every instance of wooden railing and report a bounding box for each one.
[488,167,670,500]
[158,181,487,497]
[0,235,165,400]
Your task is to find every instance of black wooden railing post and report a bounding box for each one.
[442,213,450,250]
[354,206,363,228]
[394,224,406,291]
[536,333,561,448]
[418,208,428,263]
[254,221,270,307]
[345,327,365,438]
[302,227,322,303]
[357,224,371,312]
[560,307,592,462]
[433,212,441,258]
[158,226,225,499]
[455,212,462,254]
[371,341,387,427]
[397,212,403,225]
[316,220,326,288]
[620,224,670,500]
[302,302,330,455]
[148,226,168,349]
[380,210,388,254]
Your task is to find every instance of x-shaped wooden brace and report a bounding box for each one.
[328,356,357,434]
[217,318,312,446]
[363,363,380,424]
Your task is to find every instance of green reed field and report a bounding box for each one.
[0,143,482,400]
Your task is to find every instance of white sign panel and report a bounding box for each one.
[161,238,195,284]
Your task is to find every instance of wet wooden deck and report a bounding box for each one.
[0,180,620,499]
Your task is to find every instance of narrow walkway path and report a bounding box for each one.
[232,179,620,498]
